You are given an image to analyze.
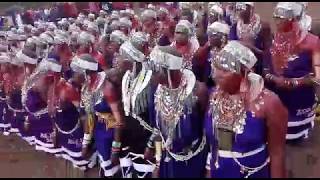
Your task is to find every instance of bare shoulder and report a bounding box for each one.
[262,89,282,108]
[262,89,288,121]
[300,33,320,52]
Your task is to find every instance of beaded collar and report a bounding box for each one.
[236,13,261,40]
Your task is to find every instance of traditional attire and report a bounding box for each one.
[119,33,155,178]
[71,55,120,177]
[206,41,270,178]
[55,79,97,170]
[22,58,62,154]
[264,2,319,142]
[229,2,267,75]
[148,47,208,178]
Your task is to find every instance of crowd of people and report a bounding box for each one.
[0,2,318,178]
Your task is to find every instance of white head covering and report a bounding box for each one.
[119,32,148,62]
[88,13,95,20]
[179,2,192,10]
[78,31,95,45]
[119,17,132,28]
[244,2,254,6]
[70,54,98,72]
[175,20,193,36]
[215,40,257,73]
[208,2,222,9]
[0,53,10,64]
[54,31,69,45]
[150,46,183,70]
[37,57,62,73]
[39,32,54,45]
[273,2,303,20]
[16,49,37,65]
[87,22,99,33]
[158,7,169,15]
[110,30,128,45]
[147,4,156,10]
[207,22,230,35]
[209,5,224,16]
[141,9,157,22]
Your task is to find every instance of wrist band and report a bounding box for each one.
[147,141,155,149]
[112,141,122,148]
[83,133,92,141]
[82,139,90,146]
[294,79,299,87]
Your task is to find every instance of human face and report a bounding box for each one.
[274,17,293,33]
[72,71,85,85]
[214,65,242,94]
[174,32,189,45]
[158,12,166,21]
[143,19,156,34]
[208,32,224,48]
[119,26,129,35]
[209,14,219,24]
[106,41,120,56]
[236,4,251,21]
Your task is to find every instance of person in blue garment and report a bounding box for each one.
[263,2,320,143]
[71,54,125,177]
[54,60,97,170]
[206,40,288,178]
[145,45,209,178]
[229,2,272,75]
[0,52,10,134]
[21,56,62,155]
[7,37,37,140]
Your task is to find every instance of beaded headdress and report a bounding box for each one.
[214,40,257,74]
[158,7,169,15]
[273,2,302,20]
[119,17,132,28]
[141,9,157,22]
[236,2,254,10]
[16,49,38,65]
[209,5,224,17]
[78,31,95,45]
[150,46,183,70]
[175,20,192,36]
[119,32,148,63]
[39,32,54,45]
[0,53,10,64]
[179,2,192,10]
[110,30,128,45]
[54,31,69,45]
[37,57,62,73]
[70,54,98,72]
[207,22,230,36]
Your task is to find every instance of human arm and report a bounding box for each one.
[103,80,125,165]
[264,91,288,178]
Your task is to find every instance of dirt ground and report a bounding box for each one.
[1,121,320,178]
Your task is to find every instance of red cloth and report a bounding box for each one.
[89,2,101,14]
[57,79,80,102]
[193,42,211,67]
[64,3,78,18]
[91,50,107,70]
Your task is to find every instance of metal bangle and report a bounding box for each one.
[147,141,155,149]
[112,141,122,148]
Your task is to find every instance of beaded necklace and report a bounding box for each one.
[236,13,261,41]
